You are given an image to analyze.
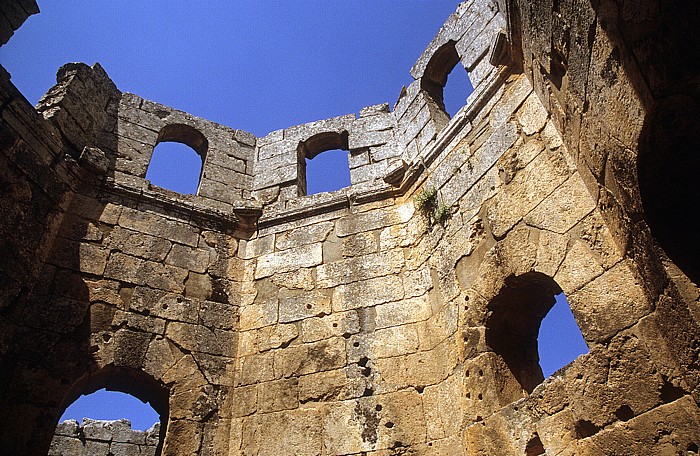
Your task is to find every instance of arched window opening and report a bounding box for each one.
[57,367,168,455]
[421,40,474,118]
[145,123,208,195]
[486,273,588,394]
[298,131,351,196]
[60,388,160,431]
[638,95,700,285]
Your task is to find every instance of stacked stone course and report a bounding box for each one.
[1,0,699,455]
[50,419,160,456]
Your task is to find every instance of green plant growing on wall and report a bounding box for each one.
[414,186,452,227]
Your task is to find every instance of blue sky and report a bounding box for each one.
[1,1,587,431]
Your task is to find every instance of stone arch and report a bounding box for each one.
[297,130,350,195]
[156,123,209,157]
[485,272,567,393]
[421,40,464,114]
[59,365,169,455]
[637,93,700,285]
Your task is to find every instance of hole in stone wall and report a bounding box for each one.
[57,367,169,455]
[60,389,160,431]
[421,40,474,119]
[486,273,588,394]
[304,149,351,195]
[146,123,208,195]
[298,131,351,196]
[525,433,546,456]
[146,142,203,194]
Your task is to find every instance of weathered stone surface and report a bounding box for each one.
[255,243,323,279]
[2,2,697,455]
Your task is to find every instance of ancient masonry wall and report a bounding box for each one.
[0,0,698,455]
[50,419,160,456]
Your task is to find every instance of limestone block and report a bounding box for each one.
[586,396,700,455]
[54,420,80,437]
[298,368,358,404]
[516,93,549,136]
[371,324,420,359]
[360,103,390,117]
[463,412,517,456]
[493,223,538,277]
[254,243,323,279]
[258,377,299,413]
[375,339,457,393]
[234,352,275,386]
[577,211,624,269]
[257,138,297,160]
[375,389,428,450]
[488,75,533,129]
[238,299,278,331]
[279,289,332,323]
[230,384,258,418]
[332,274,404,312]
[423,375,465,440]
[534,409,577,455]
[341,231,379,257]
[118,207,198,247]
[417,302,459,351]
[112,310,166,334]
[569,260,652,342]
[317,249,405,288]
[241,409,324,455]
[379,223,421,251]
[165,244,212,274]
[48,239,110,275]
[301,311,361,343]
[369,143,401,162]
[273,337,346,379]
[257,323,299,352]
[321,400,367,454]
[166,321,235,357]
[240,235,274,260]
[257,129,283,148]
[348,128,395,150]
[163,419,202,455]
[270,268,315,291]
[335,203,413,237]
[485,147,570,238]
[129,287,199,324]
[375,295,433,330]
[283,114,355,142]
[252,163,297,190]
[48,435,84,456]
[535,229,569,277]
[462,352,526,422]
[184,272,212,300]
[348,149,370,168]
[554,240,605,294]
[198,301,237,331]
[104,226,172,262]
[525,173,597,234]
[275,221,334,251]
[144,336,185,380]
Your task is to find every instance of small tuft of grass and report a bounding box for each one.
[413,186,452,227]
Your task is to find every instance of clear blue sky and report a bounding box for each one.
[0,1,587,431]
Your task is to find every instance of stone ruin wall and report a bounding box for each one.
[0,0,699,455]
[50,419,160,456]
